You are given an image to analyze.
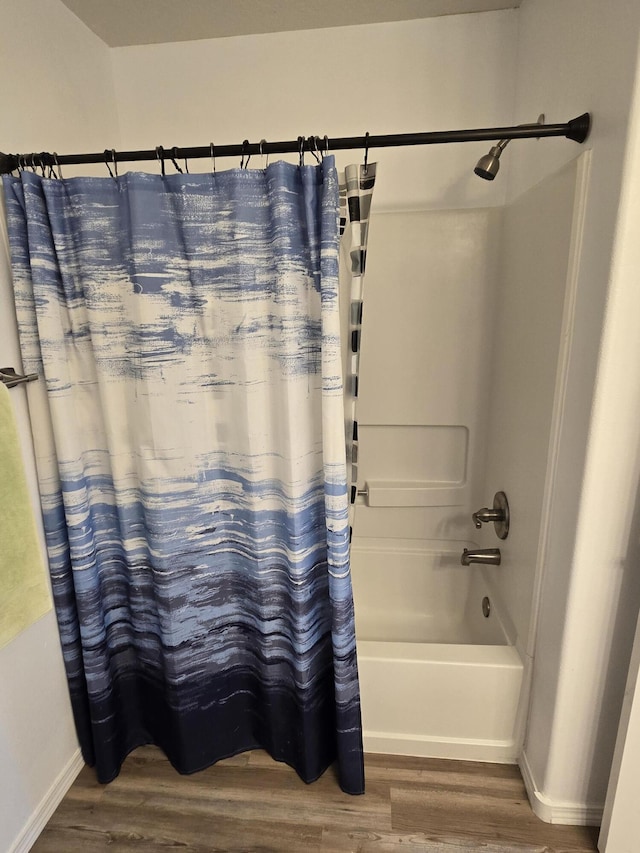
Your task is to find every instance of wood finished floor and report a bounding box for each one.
[32,747,600,853]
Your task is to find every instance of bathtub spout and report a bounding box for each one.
[461,548,501,566]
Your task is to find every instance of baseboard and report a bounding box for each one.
[9,748,84,853]
[519,750,603,826]
[364,732,518,764]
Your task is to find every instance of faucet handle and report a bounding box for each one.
[471,491,510,540]
[472,509,489,529]
[473,507,502,527]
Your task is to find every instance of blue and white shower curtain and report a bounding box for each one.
[2,159,364,794]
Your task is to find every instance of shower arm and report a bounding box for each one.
[493,138,511,153]
[0,114,591,175]
[488,112,546,155]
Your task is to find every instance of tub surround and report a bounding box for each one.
[352,540,523,762]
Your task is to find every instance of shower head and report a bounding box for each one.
[474,138,510,181]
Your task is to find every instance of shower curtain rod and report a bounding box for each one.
[0,113,590,175]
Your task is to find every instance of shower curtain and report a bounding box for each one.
[2,159,364,794]
[339,162,377,524]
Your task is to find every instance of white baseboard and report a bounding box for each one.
[519,750,603,826]
[364,732,519,764]
[9,748,84,853]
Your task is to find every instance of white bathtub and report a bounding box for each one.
[351,539,524,763]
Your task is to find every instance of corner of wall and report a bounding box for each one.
[507,0,640,820]
[8,749,84,853]
[519,750,603,826]
[0,4,118,852]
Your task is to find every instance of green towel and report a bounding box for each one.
[0,383,51,648]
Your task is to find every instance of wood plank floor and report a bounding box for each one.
[32,747,600,852]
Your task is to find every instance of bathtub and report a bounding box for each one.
[351,539,524,763]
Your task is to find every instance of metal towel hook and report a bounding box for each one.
[0,367,38,388]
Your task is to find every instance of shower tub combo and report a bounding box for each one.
[351,538,524,763]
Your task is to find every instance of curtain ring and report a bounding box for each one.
[309,135,321,164]
[170,147,183,173]
[42,153,55,179]
[363,131,370,173]
[259,139,268,168]
[53,152,62,179]
[30,154,37,173]
[298,136,305,167]
[104,149,115,179]
[38,154,46,177]
[156,145,165,176]
[210,142,216,174]
[323,135,329,155]
[241,139,251,169]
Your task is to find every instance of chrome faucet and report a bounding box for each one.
[461,548,501,566]
[472,507,504,527]
[471,491,510,539]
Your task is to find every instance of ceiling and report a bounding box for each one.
[59,0,521,47]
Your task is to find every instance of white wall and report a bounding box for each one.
[0,0,120,171]
[0,1,120,849]
[111,13,518,211]
[597,60,640,848]
[510,0,640,821]
[354,208,501,545]
[479,158,579,658]
[600,609,640,851]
